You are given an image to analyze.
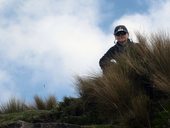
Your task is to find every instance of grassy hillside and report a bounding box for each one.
[1,32,170,128]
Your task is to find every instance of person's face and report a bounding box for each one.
[115,31,129,43]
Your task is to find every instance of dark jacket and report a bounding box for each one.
[99,39,134,70]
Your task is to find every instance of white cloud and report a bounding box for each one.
[0,0,7,9]
[0,0,110,102]
[112,0,170,41]
[2,0,170,103]
[0,69,19,104]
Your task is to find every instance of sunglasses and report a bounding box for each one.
[115,31,127,36]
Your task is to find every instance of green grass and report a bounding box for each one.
[0,95,60,127]
[0,110,52,126]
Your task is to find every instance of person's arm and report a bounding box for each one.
[99,47,115,70]
[99,55,109,70]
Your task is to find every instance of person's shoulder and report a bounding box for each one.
[107,43,117,51]
[132,42,140,46]
[128,39,135,44]
[129,42,142,51]
[128,39,139,46]
[103,44,117,56]
[126,40,140,50]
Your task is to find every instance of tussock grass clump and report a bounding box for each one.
[0,95,58,113]
[33,95,46,110]
[76,32,170,127]
[0,98,27,113]
[33,95,58,110]
[46,95,58,110]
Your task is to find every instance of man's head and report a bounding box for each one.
[114,25,129,44]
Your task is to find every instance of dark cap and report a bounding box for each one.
[114,25,128,35]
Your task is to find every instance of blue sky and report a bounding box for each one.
[98,0,150,31]
[0,0,170,103]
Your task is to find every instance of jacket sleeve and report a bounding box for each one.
[99,47,115,70]
[99,55,109,70]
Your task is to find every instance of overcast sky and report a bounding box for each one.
[0,0,170,103]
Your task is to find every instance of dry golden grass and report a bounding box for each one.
[76,32,170,127]
[34,95,46,110]
[0,98,27,113]
[33,95,58,110]
[46,95,58,110]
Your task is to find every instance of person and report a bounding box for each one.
[99,25,157,99]
[99,25,134,71]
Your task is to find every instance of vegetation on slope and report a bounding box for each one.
[0,32,170,128]
[76,32,170,128]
